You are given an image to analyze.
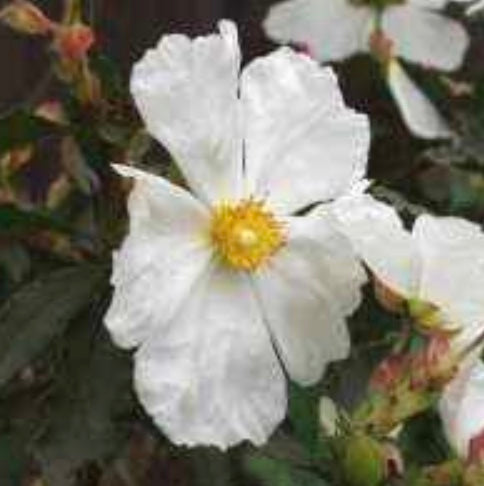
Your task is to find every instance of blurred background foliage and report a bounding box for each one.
[0,0,483,485]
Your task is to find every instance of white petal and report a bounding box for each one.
[413,215,484,339]
[241,48,370,214]
[263,0,372,62]
[134,264,286,449]
[105,165,212,349]
[466,0,484,16]
[408,0,447,9]
[387,60,452,139]
[440,360,484,458]
[130,20,243,205]
[253,210,362,386]
[382,5,469,71]
[331,193,420,297]
[287,206,367,316]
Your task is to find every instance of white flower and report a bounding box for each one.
[439,359,484,459]
[264,0,470,139]
[333,195,484,457]
[105,20,371,449]
[335,196,484,343]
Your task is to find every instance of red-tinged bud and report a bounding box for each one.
[369,29,394,65]
[291,42,315,59]
[35,100,68,125]
[54,23,95,61]
[370,354,407,393]
[373,277,406,314]
[0,0,53,35]
[382,442,404,479]
[410,334,454,389]
[0,145,33,172]
[469,429,484,465]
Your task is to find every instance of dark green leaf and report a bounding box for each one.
[0,264,108,387]
[0,110,56,155]
[288,383,321,456]
[0,205,75,235]
[245,454,330,486]
[34,320,132,486]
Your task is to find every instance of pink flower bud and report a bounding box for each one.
[410,334,453,389]
[54,23,95,61]
[0,0,53,35]
[370,354,407,392]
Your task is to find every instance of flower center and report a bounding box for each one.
[210,199,286,271]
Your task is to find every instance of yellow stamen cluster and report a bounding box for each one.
[210,199,285,271]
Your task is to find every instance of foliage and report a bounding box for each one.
[0,1,483,485]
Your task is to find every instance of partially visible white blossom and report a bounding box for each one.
[264,0,470,138]
[440,359,484,459]
[333,194,484,458]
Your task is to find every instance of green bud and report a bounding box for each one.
[342,433,385,486]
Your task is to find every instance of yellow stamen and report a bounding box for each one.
[210,199,285,271]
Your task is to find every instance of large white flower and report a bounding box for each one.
[264,0,470,139]
[333,195,484,458]
[105,20,371,449]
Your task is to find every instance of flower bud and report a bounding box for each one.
[370,354,407,392]
[53,23,95,61]
[408,299,457,334]
[0,0,53,35]
[373,276,406,314]
[342,433,385,486]
[319,396,339,437]
[35,100,68,125]
[369,29,394,65]
[382,441,404,479]
[410,334,454,389]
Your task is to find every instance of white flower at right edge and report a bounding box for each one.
[264,0,470,139]
[332,194,484,459]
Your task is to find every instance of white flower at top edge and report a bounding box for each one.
[104,20,373,449]
[264,0,470,139]
[332,194,484,459]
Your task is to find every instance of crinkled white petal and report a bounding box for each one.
[241,48,369,214]
[263,0,372,62]
[408,0,447,9]
[253,209,362,386]
[331,192,421,297]
[387,60,452,139]
[440,360,484,458]
[130,20,243,205]
[105,165,212,349]
[382,5,469,71]
[134,264,286,449]
[286,206,367,316]
[413,215,484,342]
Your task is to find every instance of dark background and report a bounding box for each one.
[0,0,280,111]
[2,0,484,203]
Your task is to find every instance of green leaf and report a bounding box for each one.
[0,205,75,235]
[191,448,233,486]
[245,454,330,486]
[0,110,56,155]
[0,434,29,486]
[288,382,321,456]
[34,321,132,486]
[0,264,108,388]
